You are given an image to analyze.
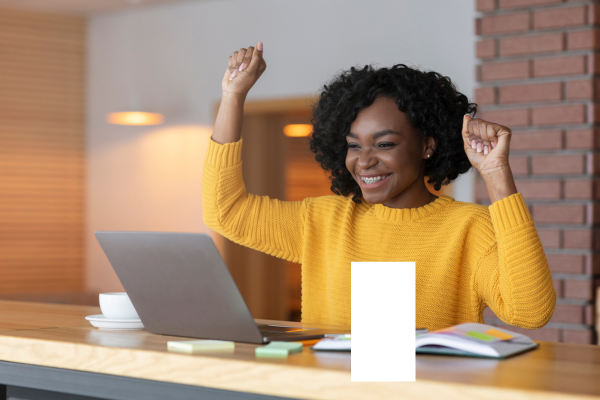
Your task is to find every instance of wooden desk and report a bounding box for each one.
[0,300,599,400]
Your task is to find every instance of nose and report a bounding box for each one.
[357,147,378,170]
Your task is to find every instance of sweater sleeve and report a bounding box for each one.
[474,193,556,329]
[202,138,307,263]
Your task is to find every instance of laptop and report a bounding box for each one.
[95,231,337,344]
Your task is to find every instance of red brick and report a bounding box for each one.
[588,254,600,274]
[585,304,594,325]
[531,154,585,175]
[550,304,584,324]
[511,130,562,151]
[563,229,592,249]
[588,153,600,174]
[515,327,560,342]
[481,12,530,35]
[532,204,586,224]
[566,80,594,101]
[531,104,586,126]
[477,0,495,12]
[589,4,600,25]
[554,278,563,298]
[565,179,594,199]
[562,329,594,344]
[480,108,529,127]
[547,254,585,274]
[500,33,564,56]
[590,53,600,74]
[516,180,561,200]
[590,203,600,225]
[566,129,599,150]
[509,155,529,175]
[589,103,600,124]
[533,55,586,78]
[499,0,562,9]
[499,82,562,104]
[564,280,594,300]
[477,39,497,59]
[534,6,586,30]
[567,29,600,51]
[595,182,600,200]
[481,60,530,82]
[475,87,496,105]
[538,228,561,248]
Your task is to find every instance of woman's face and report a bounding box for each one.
[345,96,433,208]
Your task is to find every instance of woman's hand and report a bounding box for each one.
[212,42,266,144]
[462,115,511,177]
[222,42,267,99]
[462,115,517,203]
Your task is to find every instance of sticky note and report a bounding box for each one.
[255,341,303,358]
[485,328,514,341]
[466,331,496,342]
[167,340,234,353]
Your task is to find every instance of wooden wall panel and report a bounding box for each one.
[285,133,332,320]
[0,8,85,294]
[220,114,289,321]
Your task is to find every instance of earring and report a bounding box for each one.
[426,154,430,158]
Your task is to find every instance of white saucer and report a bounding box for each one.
[85,314,145,330]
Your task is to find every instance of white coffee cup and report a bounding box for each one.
[99,292,140,320]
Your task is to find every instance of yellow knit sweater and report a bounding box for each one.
[202,139,556,331]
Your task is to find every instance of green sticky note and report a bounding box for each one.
[466,331,496,342]
[255,341,303,358]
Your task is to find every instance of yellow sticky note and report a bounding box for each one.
[485,328,514,341]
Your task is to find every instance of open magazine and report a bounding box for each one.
[312,323,538,359]
[415,323,538,358]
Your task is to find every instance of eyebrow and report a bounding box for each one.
[347,129,402,139]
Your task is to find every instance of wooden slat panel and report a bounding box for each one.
[0,134,84,146]
[0,113,84,125]
[0,8,85,31]
[0,64,84,81]
[285,134,332,318]
[0,8,85,294]
[0,30,85,51]
[0,42,85,62]
[0,84,84,99]
[0,120,84,131]
[0,73,85,89]
[0,79,84,95]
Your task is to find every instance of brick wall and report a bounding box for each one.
[475,0,599,344]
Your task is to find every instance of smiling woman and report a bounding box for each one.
[202,43,556,332]
[344,98,435,208]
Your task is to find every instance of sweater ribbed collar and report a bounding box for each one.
[372,195,454,223]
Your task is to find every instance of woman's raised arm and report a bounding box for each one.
[212,42,266,144]
[203,43,307,264]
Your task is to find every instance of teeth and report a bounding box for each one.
[360,175,388,184]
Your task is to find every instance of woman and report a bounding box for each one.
[203,42,556,331]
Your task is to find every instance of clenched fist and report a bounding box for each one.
[222,42,267,98]
[462,115,512,179]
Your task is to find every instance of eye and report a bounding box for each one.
[347,143,360,150]
[377,142,395,148]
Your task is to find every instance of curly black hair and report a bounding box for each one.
[309,64,477,203]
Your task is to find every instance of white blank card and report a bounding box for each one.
[351,262,415,382]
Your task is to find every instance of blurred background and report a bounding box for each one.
[1,0,596,344]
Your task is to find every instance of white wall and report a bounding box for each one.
[87,0,476,293]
